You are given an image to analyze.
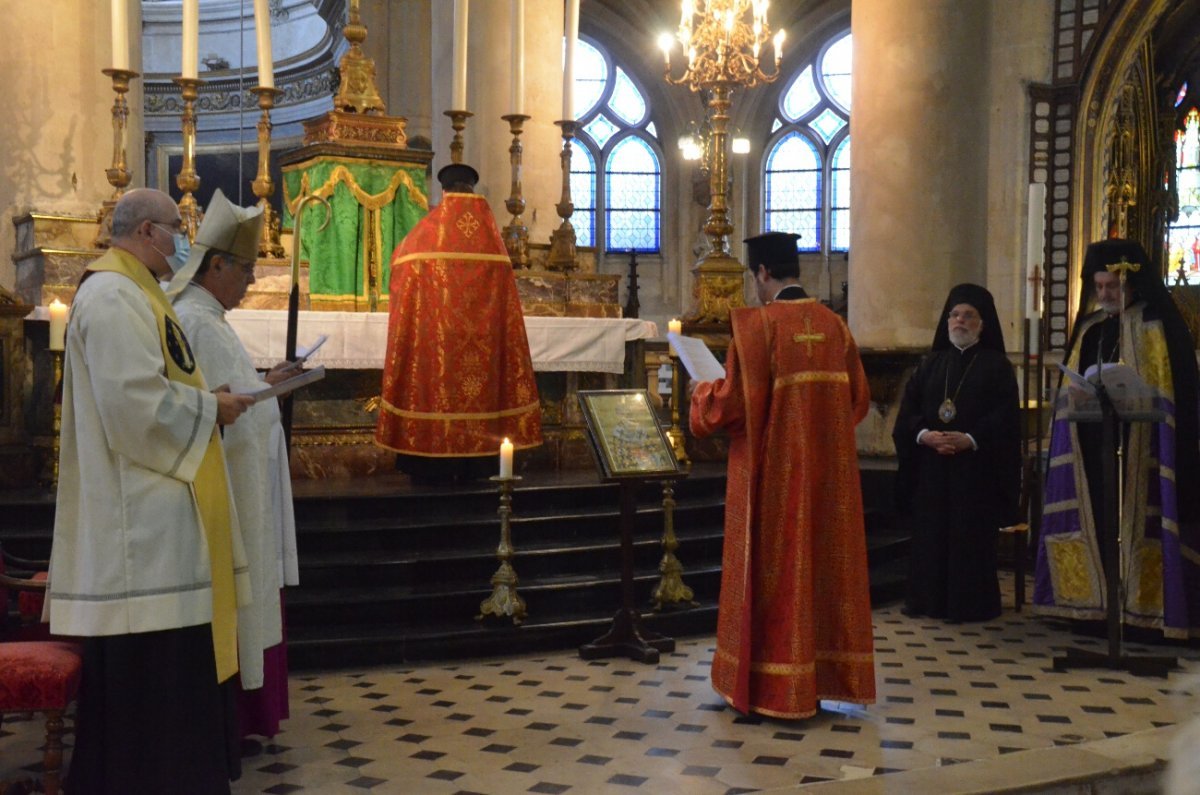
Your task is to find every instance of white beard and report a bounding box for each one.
[948,327,980,348]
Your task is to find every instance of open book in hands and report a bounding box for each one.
[667,332,726,382]
[235,365,326,404]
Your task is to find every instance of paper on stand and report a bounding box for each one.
[236,365,326,404]
[668,332,725,382]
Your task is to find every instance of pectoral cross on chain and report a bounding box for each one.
[793,317,826,356]
[1106,255,1141,278]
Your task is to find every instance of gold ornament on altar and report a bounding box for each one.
[659,1,785,325]
[333,0,386,115]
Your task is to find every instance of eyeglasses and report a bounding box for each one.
[947,310,981,322]
[151,220,183,235]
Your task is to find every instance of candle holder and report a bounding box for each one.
[443,109,473,165]
[665,347,689,463]
[652,480,696,610]
[49,349,64,489]
[95,68,140,248]
[173,77,204,242]
[477,475,527,624]
[501,113,532,269]
[251,86,286,259]
[547,120,580,272]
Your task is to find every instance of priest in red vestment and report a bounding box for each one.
[690,232,876,719]
[376,164,541,482]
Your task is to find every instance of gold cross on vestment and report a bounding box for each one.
[792,317,826,355]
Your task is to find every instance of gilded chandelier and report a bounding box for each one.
[660,0,785,92]
[659,0,785,325]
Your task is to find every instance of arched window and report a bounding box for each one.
[763,30,851,254]
[570,38,662,253]
[1168,102,1200,283]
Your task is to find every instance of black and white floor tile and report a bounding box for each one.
[4,574,1198,794]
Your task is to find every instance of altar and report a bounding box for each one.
[224,310,659,478]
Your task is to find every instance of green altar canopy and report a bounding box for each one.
[278,3,432,312]
[281,151,429,312]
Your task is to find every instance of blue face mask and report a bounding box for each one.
[167,233,191,273]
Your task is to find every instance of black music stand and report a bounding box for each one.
[577,390,685,664]
[1052,366,1177,676]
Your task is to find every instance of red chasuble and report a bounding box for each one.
[375,192,542,456]
[690,298,875,718]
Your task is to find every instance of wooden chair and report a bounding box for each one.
[0,565,81,795]
[999,455,1039,611]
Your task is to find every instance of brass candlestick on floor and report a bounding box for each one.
[478,476,527,625]
[95,68,140,248]
[251,86,286,258]
[173,77,204,241]
[501,113,532,269]
[49,349,63,489]
[547,120,580,272]
[653,480,696,610]
[666,349,689,464]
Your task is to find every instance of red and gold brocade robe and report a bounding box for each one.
[690,297,875,718]
[375,192,542,457]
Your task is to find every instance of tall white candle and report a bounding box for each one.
[111,0,130,71]
[452,0,469,110]
[562,0,579,120]
[499,438,514,478]
[253,0,275,89]
[511,0,525,115]
[48,299,68,352]
[1026,182,1047,319]
[667,318,682,355]
[182,0,199,80]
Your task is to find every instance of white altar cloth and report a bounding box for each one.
[225,310,658,374]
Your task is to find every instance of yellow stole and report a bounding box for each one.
[86,249,240,683]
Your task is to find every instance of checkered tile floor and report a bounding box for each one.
[4,573,1198,793]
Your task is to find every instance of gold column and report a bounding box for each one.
[173,77,203,241]
[95,68,140,248]
[501,113,532,269]
[250,86,286,258]
[547,120,580,272]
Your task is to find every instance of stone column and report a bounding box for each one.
[848,0,989,348]
[0,0,144,290]
[364,0,433,146]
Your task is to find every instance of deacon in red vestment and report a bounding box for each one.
[690,232,876,719]
[376,164,541,479]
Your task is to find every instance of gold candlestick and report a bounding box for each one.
[49,349,64,489]
[478,476,527,624]
[95,68,140,248]
[250,86,286,258]
[666,348,689,463]
[653,480,696,610]
[501,113,532,269]
[547,119,580,272]
[443,110,473,165]
[173,77,204,242]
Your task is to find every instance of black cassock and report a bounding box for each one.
[892,344,1021,622]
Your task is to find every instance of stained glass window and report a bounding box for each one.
[570,145,597,250]
[763,29,851,255]
[571,37,660,252]
[765,132,821,251]
[606,137,661,252]
[1168,106,1200,283]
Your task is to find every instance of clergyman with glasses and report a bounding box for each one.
[892,283,1020,623]
[46,187,255,790]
